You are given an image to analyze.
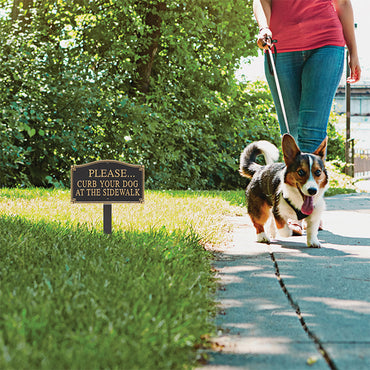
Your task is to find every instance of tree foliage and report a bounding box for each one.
[0,0,342,189]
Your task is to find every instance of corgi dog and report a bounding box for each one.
[239,134,328,248]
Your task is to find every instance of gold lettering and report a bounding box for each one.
[77,180,97,188]
[88,168,129,178]
[86,188,100,196]
[114,169,127,177]
[122,179,138,187]
[99,180,120,188]
[102,188,120,196]
[75,189,84,196]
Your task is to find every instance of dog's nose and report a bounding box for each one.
[308,187,317,196]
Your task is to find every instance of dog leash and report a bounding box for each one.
[266,40,290,135]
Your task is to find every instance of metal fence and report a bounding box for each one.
[354,149,370,177]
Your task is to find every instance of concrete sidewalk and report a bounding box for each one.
[202,191,370,370]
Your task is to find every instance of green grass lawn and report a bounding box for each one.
[0,169,357,370]
[0,189,246,370]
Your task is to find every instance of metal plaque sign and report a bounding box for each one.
[71,160,144,204]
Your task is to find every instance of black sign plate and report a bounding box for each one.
[71,160,144,203]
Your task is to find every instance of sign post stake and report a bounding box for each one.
[103,204,112,234]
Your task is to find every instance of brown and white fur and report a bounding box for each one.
[239,134,328,248]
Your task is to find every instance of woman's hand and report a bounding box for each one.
[347,53,361,83]
[334,0,361,83]
[257,27,273,49]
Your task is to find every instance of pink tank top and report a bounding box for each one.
[270,0,346,52]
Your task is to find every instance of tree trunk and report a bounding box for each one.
[134,2,166,94]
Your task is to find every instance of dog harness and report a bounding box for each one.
[283,197,309,220]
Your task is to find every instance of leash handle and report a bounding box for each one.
[261,38,277,50]
[265,39,290,135]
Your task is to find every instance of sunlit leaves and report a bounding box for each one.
[0,0,273,189]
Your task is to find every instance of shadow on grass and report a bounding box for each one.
[0,215,215,370]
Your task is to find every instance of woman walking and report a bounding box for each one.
[253,0,361,235]
[253,0,361,153]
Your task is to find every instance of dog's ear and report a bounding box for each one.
[282,134,300,166]
[313,136,328,160]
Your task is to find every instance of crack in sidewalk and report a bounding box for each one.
[269,250,338,370]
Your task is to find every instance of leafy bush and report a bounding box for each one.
[0,25,102,187]
[326,112,346,161]
[0,1,345,190]
[0,0,259,189]
[113,81,281,190]
[0,26,279,189]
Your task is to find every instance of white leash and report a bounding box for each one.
[267,47,290,135]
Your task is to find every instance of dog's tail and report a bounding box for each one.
[239,140,279,178]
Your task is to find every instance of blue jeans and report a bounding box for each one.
[265,46,344,153]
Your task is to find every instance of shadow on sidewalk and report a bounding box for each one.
[206,252,329,369]
[325,192,370,211]
[203,193,370,369]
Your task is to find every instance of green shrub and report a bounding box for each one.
[326,112,346,162]
[0,0,345,190]
[116,81,281,190]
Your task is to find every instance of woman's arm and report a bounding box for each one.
[333,0,361,83]
[253,0,272,49]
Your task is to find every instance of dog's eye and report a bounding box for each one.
[297,169,306,177]
[314,169,322,177]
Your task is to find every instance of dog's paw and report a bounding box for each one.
[306,223,322,248]
[307,237,321,248]
[257,232,271,244]
[308,242,321,248]
[278,224,292,238]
